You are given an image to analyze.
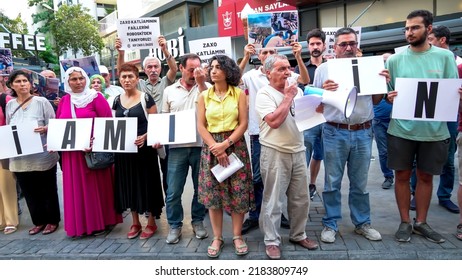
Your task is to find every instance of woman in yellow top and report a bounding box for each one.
[197,55,255,258]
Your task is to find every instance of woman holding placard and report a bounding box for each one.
[0,90,18,234]
[57,67,122,237]
[5,70,60,235]
[112,63,164,240]
[197,55,254,258]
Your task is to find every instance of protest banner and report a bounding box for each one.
[60,55,100,78]
[0,48,13,75]
[188,37,232,65]
[117,18,160,50]
[322,26,362,58]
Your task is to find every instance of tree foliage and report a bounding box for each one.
[28,0,55,34]
[0,12,31,58]
[49,4,104,57]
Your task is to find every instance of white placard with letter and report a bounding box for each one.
[47,118,93,151]
[327,56,387,95]
[92,118,138,153]
[188,37,233,65]
[147,109,197,145]
[0,120,43,159]
[117,18,160,50]
[391,78,461,121]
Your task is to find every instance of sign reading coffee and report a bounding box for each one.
[0,32,46,51]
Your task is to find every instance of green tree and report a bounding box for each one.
[0,12,31,58]
[28,0,55,34]
[49,4,104,57]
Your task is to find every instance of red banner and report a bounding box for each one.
[217,0,297,37]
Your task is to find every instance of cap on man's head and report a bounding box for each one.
[99,65,109,74]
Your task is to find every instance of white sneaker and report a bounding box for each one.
[354,224,382,241]
[321,227,336,243]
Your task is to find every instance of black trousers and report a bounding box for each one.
[14,165,61,226]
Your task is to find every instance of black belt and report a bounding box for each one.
[326,120,372,131]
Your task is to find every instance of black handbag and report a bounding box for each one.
[84,152,114,170]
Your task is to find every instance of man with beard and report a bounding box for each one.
[313,27,385,243]
[386,10,458,243]
[295,28,326,200]
[116,36,178,196]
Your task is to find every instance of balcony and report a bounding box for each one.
[99,10,118,37]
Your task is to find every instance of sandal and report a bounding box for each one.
[4,226,17,235]
[127,224,142,239]
[232,236,249,255]
[43,224,59,235]
[207,236,224,258]
[29,225,46,235]
[456,224,462,241]
[140,224,157,240]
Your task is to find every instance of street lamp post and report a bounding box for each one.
[105,41,116,85]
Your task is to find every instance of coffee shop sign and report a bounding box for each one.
[0,32,46,51]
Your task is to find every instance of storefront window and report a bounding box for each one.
[161,5,187,35]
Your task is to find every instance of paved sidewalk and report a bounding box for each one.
[1,145,462,260]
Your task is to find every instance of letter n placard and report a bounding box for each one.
[391,78,460,121]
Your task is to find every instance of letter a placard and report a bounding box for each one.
[0,120,43,159]
[46,118,93,151]
[391,78,460,121]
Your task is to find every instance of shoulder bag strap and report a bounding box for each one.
[11,95,33,117]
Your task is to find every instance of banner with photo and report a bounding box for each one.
[0,48,13,75]
[60,55,100,78]
[247,10,298,49]
[20,69,63,100]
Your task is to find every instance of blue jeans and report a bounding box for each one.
[303,124,324,165]
[322,124,373,231]
[166,147,205,228]
[248,135,264,221]
[438,121,457,200]
[372,118,394,178]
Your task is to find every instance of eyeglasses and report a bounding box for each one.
[123,109,129,117]
[403,25,424,33]
[336,42,358,49]
[290,100,295,117]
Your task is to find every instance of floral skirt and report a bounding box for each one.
[198,131,255,214]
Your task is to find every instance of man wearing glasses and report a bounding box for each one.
[386,10,459,243]
[312,27,385,243]
[239,43,309,234]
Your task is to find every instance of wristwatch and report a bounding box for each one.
[227,138,234,146]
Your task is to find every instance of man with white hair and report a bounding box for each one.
[116,35,178,106]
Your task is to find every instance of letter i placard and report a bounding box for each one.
[0,120,43,159]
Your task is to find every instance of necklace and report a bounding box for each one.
[215,90,226,100]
